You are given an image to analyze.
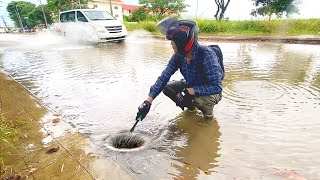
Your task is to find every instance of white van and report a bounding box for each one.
[59,9,127,43]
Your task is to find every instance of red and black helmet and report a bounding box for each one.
[157,17,199,56]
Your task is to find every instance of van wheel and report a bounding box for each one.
[118,39,125,43]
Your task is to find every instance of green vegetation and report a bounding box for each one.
[124,18,320,36]
[47,0,87,18]
[123,7,168,23]
[251,0,300,20]
[125,21,158,32]
[0,114,26,167]
[6,1,53,28]
[139,0,188,16]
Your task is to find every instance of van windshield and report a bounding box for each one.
[83,11,115,21]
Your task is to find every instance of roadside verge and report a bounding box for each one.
[0,70,136,180]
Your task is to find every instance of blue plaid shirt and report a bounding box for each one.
[149,43,223,99]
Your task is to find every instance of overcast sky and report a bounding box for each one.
[1,0,319,26]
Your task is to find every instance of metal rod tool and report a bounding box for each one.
[130,120,139,132]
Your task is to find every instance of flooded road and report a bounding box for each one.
[1,33,320,179]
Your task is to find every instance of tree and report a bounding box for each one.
[139,0,187,16]
[214,0,231,21]
[251,0,300,20]
[130,6,150,22]
[47,0,87,15]
[6,1,36,28]
[27,6,53,27]
[7,1,53,28]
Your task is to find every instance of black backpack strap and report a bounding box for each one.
[208,45,224,79]
[197,45,210,85]
[199,45,225,83]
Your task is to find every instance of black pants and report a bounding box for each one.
[162,80,195,110]
[163,80,222,117]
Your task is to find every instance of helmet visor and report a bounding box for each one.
[156,16,179,37]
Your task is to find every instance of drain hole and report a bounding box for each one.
[111,133,145,149]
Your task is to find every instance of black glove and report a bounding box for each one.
[136,101,151,121]
[175,89,194,110]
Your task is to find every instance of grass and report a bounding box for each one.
[125,21,158,32]
[0,113,25,168]
[124,18,320,36]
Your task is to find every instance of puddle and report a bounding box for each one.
[1,36,320,179]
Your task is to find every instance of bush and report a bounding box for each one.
[129,7,149,22]
[140,21,158,32]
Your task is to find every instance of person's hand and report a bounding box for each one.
[136,101,152,121]
[175,89,194,110]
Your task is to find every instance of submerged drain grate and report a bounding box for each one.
[111,134,144,149]
[104,132,150,152]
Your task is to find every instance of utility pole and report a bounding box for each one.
[15,5,25,33]
[0,1,8,31]
[1,16,9,31]
[196,0,198,19]
[39,0,48,28]
[108,0,113,15]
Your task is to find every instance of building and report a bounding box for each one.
[122,4,141,16]
[87,0,125,21]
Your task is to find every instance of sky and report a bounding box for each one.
[1,0,320,27]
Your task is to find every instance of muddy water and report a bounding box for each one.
[1,33,320,179]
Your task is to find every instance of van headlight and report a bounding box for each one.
[94,25,107,33]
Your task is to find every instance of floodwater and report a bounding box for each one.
[1,33,320,179]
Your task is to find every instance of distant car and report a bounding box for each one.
[59,9,127,43]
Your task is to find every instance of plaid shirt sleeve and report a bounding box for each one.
[193,48,223,96]
[148,54,179,99]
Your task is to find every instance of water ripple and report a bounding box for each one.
[1,37,320,179]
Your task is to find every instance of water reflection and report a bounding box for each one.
[168,113,220,179]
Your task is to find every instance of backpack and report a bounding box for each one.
[175,44,224,85]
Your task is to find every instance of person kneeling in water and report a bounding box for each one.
[136,17,224,121]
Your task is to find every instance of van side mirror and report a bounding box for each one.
[78,17,88,22]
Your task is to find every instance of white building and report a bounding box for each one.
[88,0,124,21]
